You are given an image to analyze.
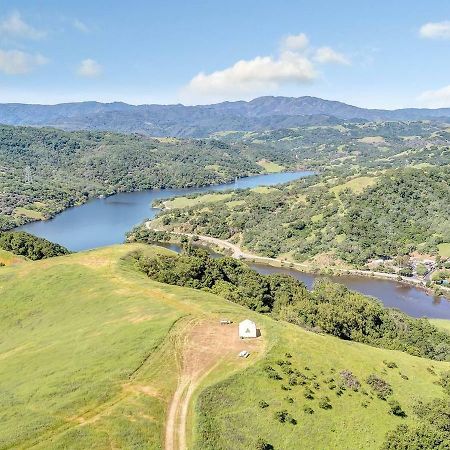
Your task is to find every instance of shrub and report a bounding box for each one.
[340,370,361,391]
[259,400,269,409]
[382,424,450,450]
[366,374,393,400]
[264,366,282,380]
[274,410,296,424]
[304,389,314,400]
[414,399,450,432]
[388,400,406,417]
[439,371,450,395]
[318,396,332,410]
[255,438,274,450]
[384,360,398,369]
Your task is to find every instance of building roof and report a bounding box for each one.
[239,319,256,326]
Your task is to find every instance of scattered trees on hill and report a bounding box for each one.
[157,166,450,266]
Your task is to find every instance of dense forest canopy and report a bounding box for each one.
[0,125,294,230]
[128,247,450,361]
[154,166,450,265]
[0,231,69,260]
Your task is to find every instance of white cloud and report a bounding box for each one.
[183,51,317,103]
[282,33,309,51]
[418,85,450,108]
[0,49,47,74]
[0,11,45,40]
[182,33,352,103]
[73,19,89,33]
[314,46,350,65]
[77,59,102,77]
[419,21,450,39]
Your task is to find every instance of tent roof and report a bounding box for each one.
[239,319,256,326]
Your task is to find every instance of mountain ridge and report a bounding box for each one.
[1,96,450,137]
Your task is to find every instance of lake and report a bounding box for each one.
[17,171,313,252]
[17,170,450,319]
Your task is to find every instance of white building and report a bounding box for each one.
[239,319,257,339]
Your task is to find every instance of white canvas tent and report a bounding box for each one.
[238,319,257,339]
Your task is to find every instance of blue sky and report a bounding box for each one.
[1,0,450,108]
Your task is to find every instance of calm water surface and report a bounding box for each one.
[16,170,450,319]
[17,171,313,251]
[249,264,450,320]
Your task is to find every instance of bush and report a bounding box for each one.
[340,370,361,391]
[388,400,406,417]
[384,361,398,369]
[439,371,450,395]
[255,438,274,450]
[366,374,393,400]
[259,400,269,409]
[318,396,332,410]
[303,406,314,414]
[304,389,314,400]
[274,410,296,424]
[382,424,450,449]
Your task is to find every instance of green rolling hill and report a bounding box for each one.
[0,244,449,449]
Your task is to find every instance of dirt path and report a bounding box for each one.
[165,320,262,450]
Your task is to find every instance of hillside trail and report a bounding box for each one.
[165,319,262,450]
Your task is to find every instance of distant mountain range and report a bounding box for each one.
[1,96,450,137]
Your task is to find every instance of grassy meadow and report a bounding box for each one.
[438,243,450,258]
[0,244,449,449]
[163,192,233,209]
[0,249,26,266]
[257,160,285,173]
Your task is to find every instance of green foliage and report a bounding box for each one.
[318,396,332,409]
[255,438,274,450]
[0,231,69,260]
[274,410,296,424]
[126,226,171,244]
[388,400,406,417]
[159,166,450,265]
[382,424,450,450]
[439,371,450,396]
[0,125,273,230]
[131,249,450,361]
[366,375,393,400]
[129,246,309,313]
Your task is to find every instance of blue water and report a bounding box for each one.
[17,171,313,252]
[249,264,450,320]
[16,169,450,319]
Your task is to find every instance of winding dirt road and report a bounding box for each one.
[164,320,262,450]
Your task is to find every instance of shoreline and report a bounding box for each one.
[146,224,450,300]
[8,168,312,233]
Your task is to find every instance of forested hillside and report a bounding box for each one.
[0,231,69,260]
[2,96,450,137]
[153,166,450,266]
[214,121,450,171]
[0,125,291,230]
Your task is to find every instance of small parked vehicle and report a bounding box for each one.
[238,350,250,358]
